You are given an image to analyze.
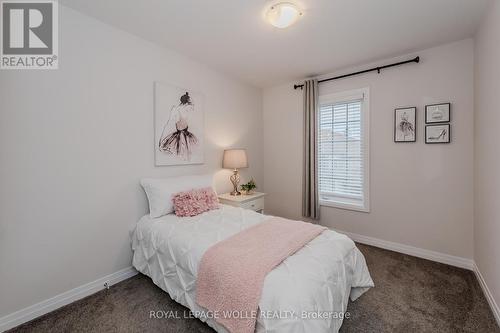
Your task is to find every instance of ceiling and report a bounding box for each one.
[60,0,491,87]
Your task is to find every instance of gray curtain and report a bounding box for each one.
[302,79,320,220]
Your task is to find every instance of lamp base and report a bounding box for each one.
[230,169,241,196]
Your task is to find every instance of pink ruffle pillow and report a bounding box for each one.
[172,187,220,217]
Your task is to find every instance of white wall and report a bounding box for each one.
[474,0,500,313]
[0,6,263,317]
[263,39,474,259]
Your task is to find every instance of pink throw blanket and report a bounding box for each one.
[196,217,327,333]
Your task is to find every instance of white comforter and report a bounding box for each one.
[130,205,374,333]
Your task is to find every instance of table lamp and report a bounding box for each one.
[222,149,248,196]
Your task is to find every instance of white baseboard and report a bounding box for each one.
[2,236,498,331]
[334,228,475,270]
[473,263,500,327]
[335,229,500,326]
[0,266,137,332]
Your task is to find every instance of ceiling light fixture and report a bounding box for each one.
[266,2,302,29]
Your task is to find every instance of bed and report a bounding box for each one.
[130,204,374,333]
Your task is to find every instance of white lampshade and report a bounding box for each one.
[222,149,248,169]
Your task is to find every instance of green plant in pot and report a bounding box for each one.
[240,179,257,195]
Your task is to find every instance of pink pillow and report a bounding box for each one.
[172,187,220,217]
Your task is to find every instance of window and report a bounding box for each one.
[318,88,370,212]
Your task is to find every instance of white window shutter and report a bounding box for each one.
[318,88,369,212]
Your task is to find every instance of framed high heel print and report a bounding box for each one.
[425,124,450,144]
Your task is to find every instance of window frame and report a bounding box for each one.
[317,87,370,213]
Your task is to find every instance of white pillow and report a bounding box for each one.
[141,174,214,218]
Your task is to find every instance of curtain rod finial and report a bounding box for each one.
[294,84,304,90]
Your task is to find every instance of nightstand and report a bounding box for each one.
[218,192,266,213]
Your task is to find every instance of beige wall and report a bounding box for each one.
[263,39,474,259]
[0,6,263,317]
[1,2,495,324]
[474,0,500,313]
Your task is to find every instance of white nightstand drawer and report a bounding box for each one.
[240,197,264,212]
[218,192,266,213]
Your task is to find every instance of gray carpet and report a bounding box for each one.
[8,244,500,333]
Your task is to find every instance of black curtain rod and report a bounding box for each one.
[293,56,420,90]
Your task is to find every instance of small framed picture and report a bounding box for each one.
[394,107,416,142]
[425,124,450,144]
[425,103,450,123]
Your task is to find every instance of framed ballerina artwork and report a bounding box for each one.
[154,82,204,166]
[394,107,416,142]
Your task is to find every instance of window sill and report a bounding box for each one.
[319,199,370,213]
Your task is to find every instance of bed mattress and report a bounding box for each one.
[130,205,373,333]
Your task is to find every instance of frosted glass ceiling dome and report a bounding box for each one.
[266,2,302,28]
